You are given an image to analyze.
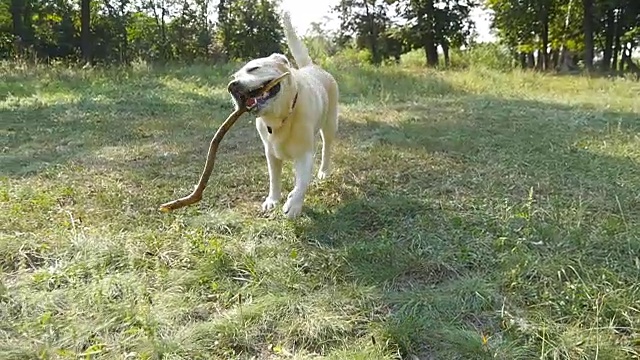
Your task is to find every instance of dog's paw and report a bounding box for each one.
[261,197,279,211]
[283,197,303,219]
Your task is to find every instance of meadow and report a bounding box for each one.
[1,59,639,359]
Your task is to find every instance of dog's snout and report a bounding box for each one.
[227,80,241,94]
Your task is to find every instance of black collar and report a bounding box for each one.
[267,92,298,134]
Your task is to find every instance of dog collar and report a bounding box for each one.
[267,92,298,134]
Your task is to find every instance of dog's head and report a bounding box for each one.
[227,53,294,115]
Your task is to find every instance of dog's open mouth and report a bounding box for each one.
[240,80,282,110]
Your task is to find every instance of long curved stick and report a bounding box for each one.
[159,106,247,212]
[159,71,290,213]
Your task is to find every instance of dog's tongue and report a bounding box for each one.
[246,97,258,108]
[246,91,269,108]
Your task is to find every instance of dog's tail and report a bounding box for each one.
[282,11,313,68]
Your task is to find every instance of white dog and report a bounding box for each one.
[227,11,339,219]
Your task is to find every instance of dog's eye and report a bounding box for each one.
[247,66,260,73]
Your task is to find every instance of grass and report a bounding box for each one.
[1,60,639,359]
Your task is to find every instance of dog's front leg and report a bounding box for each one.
[283,151,313,218]
[262,150,283,211]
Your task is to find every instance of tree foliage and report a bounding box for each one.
[0,0,637,73]
[486,0,640,72]
[217,0,285,61]
[333,0,398,64]
[0,0,284,63]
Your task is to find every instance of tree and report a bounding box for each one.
[487,0,640,75]
[303,19,339,61]
[10,0,27,53]
[333,0,393,64]
[582,0,594,71]
[393,0,477,67]
[100,0,132,63]
[600,0,615,71]
[216,0,284,61]
[595,0,639,73]
[433,0,478,66]
[486,0,560,70]
[399,0,439,66]
[81,0,90,63]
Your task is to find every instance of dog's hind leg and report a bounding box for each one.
[318,88,339,180]
[317,129,333,180]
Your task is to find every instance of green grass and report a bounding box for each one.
[1,60,639,359]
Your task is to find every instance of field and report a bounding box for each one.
[1,61,639,359]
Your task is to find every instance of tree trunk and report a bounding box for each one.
[621,44,640,79]
[81,0,91,63]
[582,0,594,72]
[620,43,629,72]
[363,0,380,65]
[119,26,129,63]
[217,0,231,58]
[527,52,535,68]
[441,41,450,67]
[520,52,527,68]
[541,8,549,70]
[10,0,25,54]
[612,36,620,72]
[539,45,548,71]
[160,6,167,61]
[536,50,543,70]
[551,49,559,69]
[149,0,169,61]
[612,7,624,72]
[601,6,614,72]
[421,0,438,67]
[424,42,438,67]
[120,16,128,63]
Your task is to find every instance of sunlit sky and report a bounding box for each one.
[278,0,496,43]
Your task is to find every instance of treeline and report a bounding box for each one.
[488,0,640,73]
[1,0,638,74]
[1,0,284,63]
[333,0,639,73]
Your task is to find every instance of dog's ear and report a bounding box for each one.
[269,53,290,67]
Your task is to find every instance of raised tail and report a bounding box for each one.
[282,11,313,68]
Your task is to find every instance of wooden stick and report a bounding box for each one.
[159,106,246,212]
[159,72,290,213]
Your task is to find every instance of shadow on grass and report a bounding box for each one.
[0,75,236,179]
[0,64,456,185]
[3,66,639,358]
[292,95,640,358]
